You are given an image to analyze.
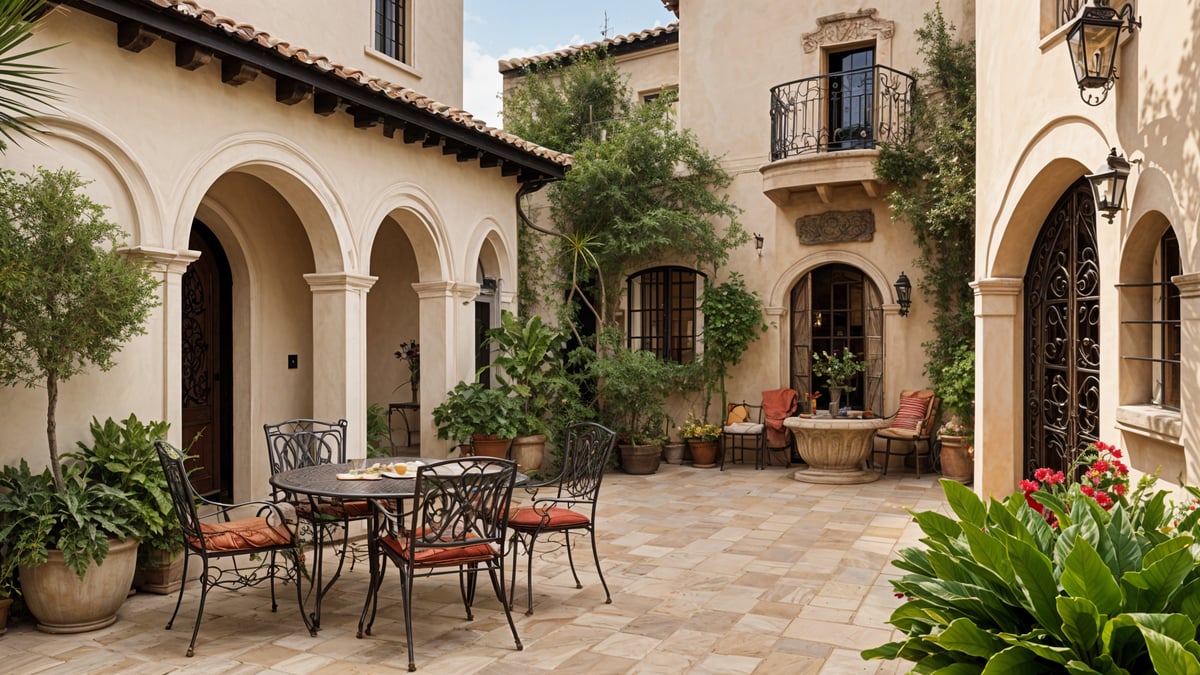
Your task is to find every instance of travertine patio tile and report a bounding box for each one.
[691,652,762,674]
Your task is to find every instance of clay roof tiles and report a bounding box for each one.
[141,0,570,167]
[497,21,679,73]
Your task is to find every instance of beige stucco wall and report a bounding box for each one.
[976,1,1198,497]
[197,0,464,107]
[0,4,520,500]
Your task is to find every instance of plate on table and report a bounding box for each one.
[335,472,382,481]
[381,461,424,479]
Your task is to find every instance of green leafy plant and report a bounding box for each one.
[935,343,974,437]
[432,381,524,443]
[811,350,866,392]
[365,403,391,458]
[483,311,580,438]
[65,414,178,557]
[864,441,1200,673]
[0,0,64,148]
[590,339,676,445]
[698,273,767,420]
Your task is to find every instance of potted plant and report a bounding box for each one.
[697,273,767,420]
[66,414,184,594]
[679,413,722,469]
[0,168,159,632]
[483,311,580,472]
[811,349,866,415]
[933,344,974,482]
[591,342,676,475]
[394,339,419,403]
[432,381,523,458]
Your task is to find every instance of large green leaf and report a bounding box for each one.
[964,524,1016,586]
[978,645,1045,673]
[1059,596,1103,661]
[1009,535,1064,637]
[1062,538,1123,616]
[1124,539,1195,612]
[945,479,987,528]
[1138,626,1200,675]
[1104,507,1144,577]
[935,617,1008,658]
[914,509,965,547]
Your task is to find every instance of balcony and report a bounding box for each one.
[762,65,914,205]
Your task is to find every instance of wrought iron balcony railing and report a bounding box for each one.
[769,65,915,161]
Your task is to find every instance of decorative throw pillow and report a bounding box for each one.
[890,394,931,432]
[726,405,749,425]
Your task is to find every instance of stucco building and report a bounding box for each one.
[0,0,565,501]
[501,2,974,453]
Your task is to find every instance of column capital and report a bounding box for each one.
[973,277,1023,318]
[971,277,1023,297]
[1172,272,1200,298]
[303,272,377,293]
[120,246,200,274]
[764,305,786,317]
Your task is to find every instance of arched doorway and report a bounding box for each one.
[1023,179,1100,476]
[182,221,233,498]
[789,263,884,412]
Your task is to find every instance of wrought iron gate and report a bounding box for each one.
[1023,179,1100,476]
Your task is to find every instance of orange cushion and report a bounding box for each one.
[509,506,590,530]
[194,517,292,552]
[297,499,372,520]
[891,393,932,432]
[381,533,497,566]
[726,405,749,425]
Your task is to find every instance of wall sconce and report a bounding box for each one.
[1085,148,1131,222]
[813,312,823,329]
[753,233,764,256]
[894,271,912,317]
[1066,0,1141,106]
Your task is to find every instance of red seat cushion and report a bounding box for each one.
[297,498,372,520]
[508,506,590,530]
[194,517,293,552]
[380,533,497,567]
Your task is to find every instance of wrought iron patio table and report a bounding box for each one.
[268,456,527,634]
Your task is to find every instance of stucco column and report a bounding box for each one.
[304,272,377,459]
[123,246,200,446]
[972,277,1023,498]
[1174,272,1200,484]
[413,280,481,458]
[765,305,786,387]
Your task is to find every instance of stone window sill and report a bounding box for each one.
[1115,404,1182,445]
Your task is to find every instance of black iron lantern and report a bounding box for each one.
[1086,148,1131,222]
[753,232,764,255]
[894,272,912,317]
[1066,0,1141,106]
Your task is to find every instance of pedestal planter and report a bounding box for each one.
[510,434,547,473]
[20,537,139,633]
[938,434,974,484]
[688,439,720,468]
[620,444,661,474]
[785,416,887,484]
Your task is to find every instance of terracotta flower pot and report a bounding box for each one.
[939,434,974,484]
[510,434,547,472]
[20,537,139,634]
[471,434,512,459]
[688,439,720,468]
[620,444,661,474]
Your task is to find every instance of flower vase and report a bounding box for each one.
[828,387,843,417]
[410,380,419,403]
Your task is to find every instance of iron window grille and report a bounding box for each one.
[626,266,704,364]
[1116,229,1180,409]
[375,0,408,63]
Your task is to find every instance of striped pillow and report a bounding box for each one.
[890,395,931,432]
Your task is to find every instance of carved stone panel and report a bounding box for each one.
[795,210,875,244]
[802,9,896,53]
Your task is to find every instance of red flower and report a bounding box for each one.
[1094,491,1113,508]
[1019,479,1040,494]
[1113,483,1126,496]
[1092,459,1110,473]
[1034,468,1053,481]
[1080,485,1095,497]
[1045,470,1066,486]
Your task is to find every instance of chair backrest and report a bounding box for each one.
[154,440,204,552]
[889,390,936,434]
[408,457,516,553]
[264,419,348,476]
[726,402,764,425]
[762,388,799,422]
[923,396,942,438]
[555,422,618,504]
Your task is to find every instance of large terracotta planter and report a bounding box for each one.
[20,537,139,633]
[133,548,187,595]
[938,434,974,484]
[688,439,720,468]
[0,596,12,636]
[620,444,661,474]
[471,434,512,459]
[510,434,547,472]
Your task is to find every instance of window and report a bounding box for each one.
[827,46,875,150]
[375,0,408,63]
[627,267,703,364]
[1118,227,1181,409]
[641,86,678,105]
[1161,230,1181,407]
[789,264,883,412]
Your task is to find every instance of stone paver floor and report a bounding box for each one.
[0,461,950,674]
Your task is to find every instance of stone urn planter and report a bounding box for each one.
[20,537,139,633]
[620,443,661,474]
[785,416,888,484]
[510,434,547,473]
[661,441,686,464]
[938,434,974,484]
[687,439,720,468]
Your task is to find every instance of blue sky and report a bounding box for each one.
[463,1,677,127]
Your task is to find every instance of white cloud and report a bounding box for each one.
[462,38,590,130]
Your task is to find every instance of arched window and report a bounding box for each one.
[789,264,883,412]
[1120,228,1181,408]
[626,266,704,364]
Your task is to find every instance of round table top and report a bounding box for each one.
[268,456,528,500]
[784,415,890,431]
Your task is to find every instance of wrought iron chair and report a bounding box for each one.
[872,390,940,477]
[508,421,618,615]
[719,401,766,469]
[356,457,522,671]
[264,418,371,630]
[722,389,799,470]
[154,440,304,657]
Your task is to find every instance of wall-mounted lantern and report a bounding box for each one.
[753,233,764,256]
[1066,0,1142,106]
[894,272,912,317]
[1085,148,1131,222]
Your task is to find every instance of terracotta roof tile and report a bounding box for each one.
[140,0,570,167]
[498,22,679,73]
[662,0,679,16]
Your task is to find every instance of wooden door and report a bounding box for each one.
[181,223,232,497]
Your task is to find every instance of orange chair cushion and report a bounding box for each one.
[297,498,372,520]
[726,405,749,425]
[195,517,293,552]
[508,506,590,530]
[380,533,497,566]
[890,390,933,433]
